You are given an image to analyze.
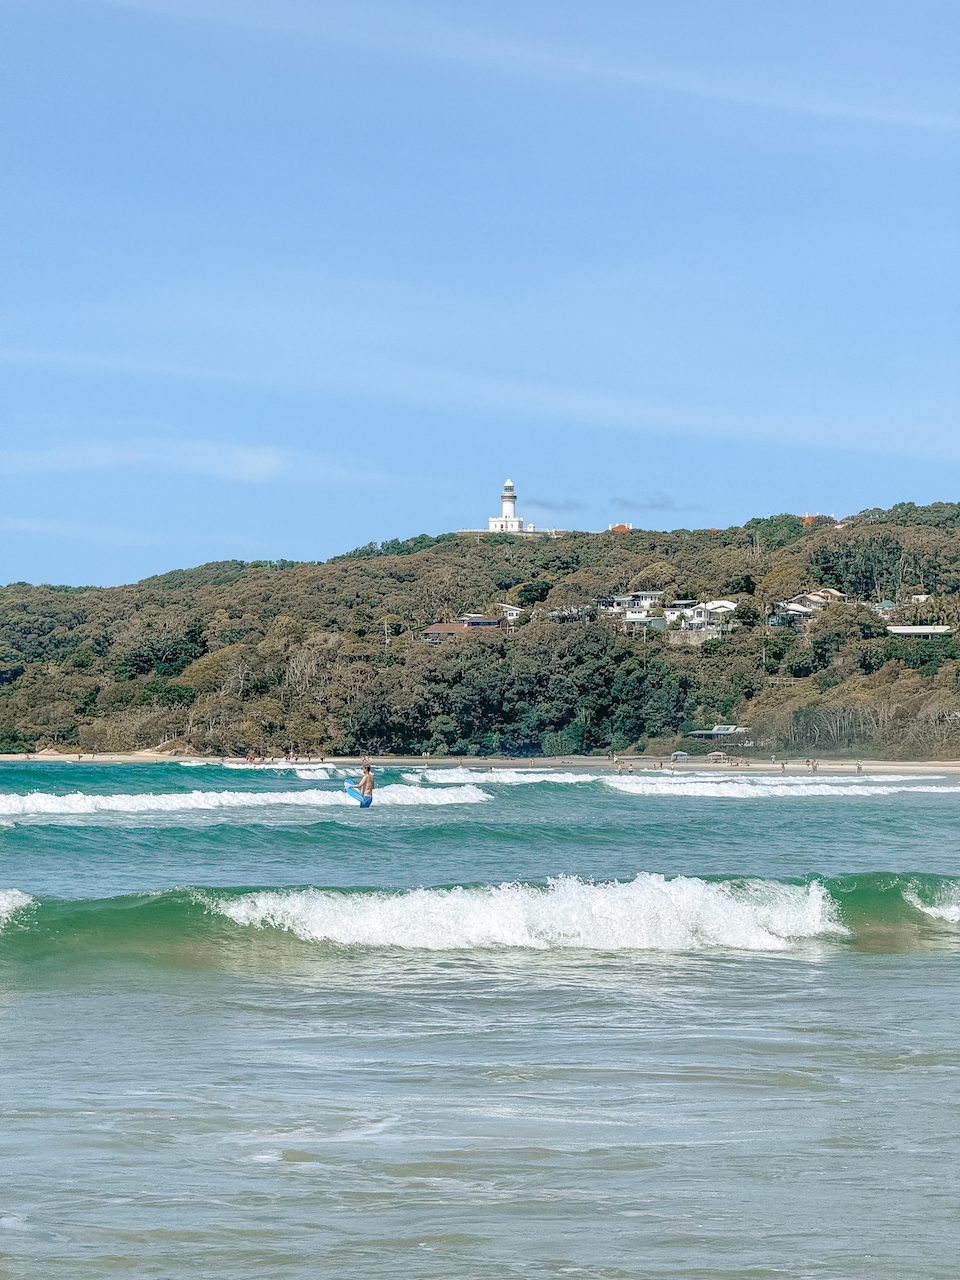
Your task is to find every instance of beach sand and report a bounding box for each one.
[3,749,959,775]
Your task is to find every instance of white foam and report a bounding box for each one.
[204,874,845,953]
[0,785,490,816]
[294,768,331,779]
[903,887,960,923]
[403,768,600,785]
[222,760,296,770]
[638,770,940,785]
[0,889,32,930]
[604,777,960,799]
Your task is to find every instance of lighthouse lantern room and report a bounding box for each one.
[488,478,527,533]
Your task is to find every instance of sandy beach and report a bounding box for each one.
[4,749,960,775]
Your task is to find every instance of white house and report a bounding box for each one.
[495,603,524,623]
[598,591,664,615]
[688,724,751,740]
[688,600,738,629]
[623,612,667,632]
[663,599,698,624]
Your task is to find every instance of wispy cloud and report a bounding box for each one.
[0,441,289,483]
[526,497,586,514]
[0,516,270,553]
[0,516,160,545]
[4,343,955,465]
[87,0,960,131]
[613,493,702,513]
[0,433,390,487]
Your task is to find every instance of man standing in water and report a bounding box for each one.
[346,764,375,808]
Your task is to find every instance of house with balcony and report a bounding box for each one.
[422,614,507,644]
[494,603,524,623]
[596,591,664,616]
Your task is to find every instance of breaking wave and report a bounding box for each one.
[605,777,957,798]
[403,768,600,785]
[2,874,958,953]
[203,874,845,952]
[0,784,489,817]
[0,889,32,928]
[903,883,960,923]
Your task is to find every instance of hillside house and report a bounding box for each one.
[422,615,506,644]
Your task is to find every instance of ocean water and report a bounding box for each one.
[0,761,958,1279]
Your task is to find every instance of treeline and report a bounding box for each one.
[3,503,960,757]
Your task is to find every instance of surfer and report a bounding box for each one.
[345,764,376,807]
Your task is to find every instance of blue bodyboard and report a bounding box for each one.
[344,782,372,807]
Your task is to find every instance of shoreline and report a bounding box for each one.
[2,751,959,775]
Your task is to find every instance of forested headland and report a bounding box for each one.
[6,501,960,758]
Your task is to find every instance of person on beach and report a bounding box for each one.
[627,762,634,775]
[856,760,863,774]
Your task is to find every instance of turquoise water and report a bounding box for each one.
[1,761,958,1278]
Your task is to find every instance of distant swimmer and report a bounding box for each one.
[345,764,375,808]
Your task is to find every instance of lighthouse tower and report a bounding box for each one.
[488,478,526,533]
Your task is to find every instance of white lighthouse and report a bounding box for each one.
[488,478,527,533]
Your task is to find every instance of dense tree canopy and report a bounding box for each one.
[4,507,960,757]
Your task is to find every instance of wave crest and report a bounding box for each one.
[203,874,845,952]
[903,885,960,923]
[0,889,33,930]
[605,777,957,798]
[0,784,489,817]
[403,768,600,785]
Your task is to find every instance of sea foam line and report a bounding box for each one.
[629,771,941,785]
[0,785,489,816]
[403,768,600,785]
[402,767,941,788]
[604,778,958,798]
[204,874,845,952]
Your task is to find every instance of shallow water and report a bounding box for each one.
[0,761,958,1277]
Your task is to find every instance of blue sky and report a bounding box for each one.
[2,0,958,585]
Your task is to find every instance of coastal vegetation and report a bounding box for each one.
[5,500,960,758]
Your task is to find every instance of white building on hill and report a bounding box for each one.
[489,478,526,533]
[460,477,563,538]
